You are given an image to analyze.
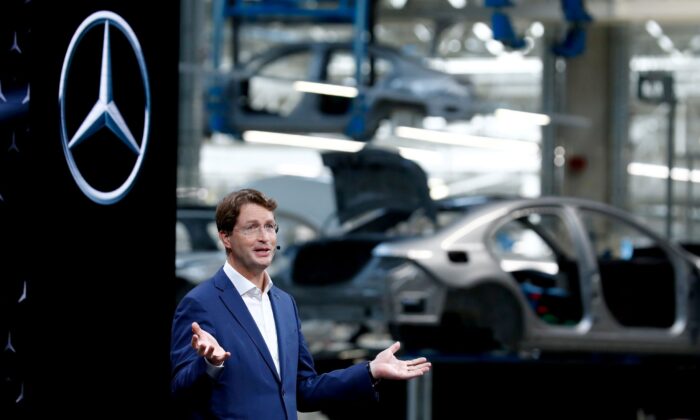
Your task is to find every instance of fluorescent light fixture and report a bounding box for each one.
[396,126,539,153]
[645,20,663,38]
[495,108,551,126]
[658,35,675,53]
[389,0,408,9]
[414,23,432,43]
[244,131,440,163]
[447,0,467,9]
[627,162,668,179]
[293,81,358,98]
[529,22,545,38]
[627,162,700,183]
[430,56,542,75]
[485,39,505,55]
[472,22,492,41]
[243,130,364,152]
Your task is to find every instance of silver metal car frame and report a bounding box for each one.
[380,196,700,355]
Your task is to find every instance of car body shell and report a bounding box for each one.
[274,149,700,355]
[217,42,479,140]
[376,196,700,355]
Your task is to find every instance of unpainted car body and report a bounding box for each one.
[278,148,700,355]
[272,147,438,322]
[380,196,700,355]
[215,42,480,140]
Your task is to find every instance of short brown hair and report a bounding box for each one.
[215,188,278,234]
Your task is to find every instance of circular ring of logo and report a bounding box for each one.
[59,11,151,205]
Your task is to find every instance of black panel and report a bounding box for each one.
[2,1,179,417]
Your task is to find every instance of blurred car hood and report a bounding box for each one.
[322,148,436,229]
[176,250,224,284]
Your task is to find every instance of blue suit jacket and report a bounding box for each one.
[171,268,377,419]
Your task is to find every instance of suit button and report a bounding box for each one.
[281,389,285,396]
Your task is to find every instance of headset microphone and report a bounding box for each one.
[276,245,281,250]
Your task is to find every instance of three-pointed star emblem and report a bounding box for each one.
[59,11,151,205]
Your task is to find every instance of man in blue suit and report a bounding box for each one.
[171,188,431,419]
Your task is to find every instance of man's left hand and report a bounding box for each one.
[370,341,431,380]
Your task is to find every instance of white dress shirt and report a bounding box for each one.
[223,262,280,376]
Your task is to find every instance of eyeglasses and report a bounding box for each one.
[234,223,279,237]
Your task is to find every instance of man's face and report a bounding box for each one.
[225,203,277,276]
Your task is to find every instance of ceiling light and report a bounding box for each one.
[413,23,432,43]
[657,35,675,53]
[495,108,551,126]
[472,22,492,41]
[431,56,542,75]
[529,21,545,38]
[627,162,700,183]
[485,39,505,55]
[395,126,539,153]
[645,20,663,38]
[243,131,364,152]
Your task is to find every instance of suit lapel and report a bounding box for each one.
[269,287,288,382]
[215,272,281,383]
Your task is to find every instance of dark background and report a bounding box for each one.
[1,1,179,417]
[315,352,700,420]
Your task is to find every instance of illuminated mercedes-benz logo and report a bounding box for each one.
[59,11,150,205]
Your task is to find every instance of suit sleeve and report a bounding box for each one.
[170,295,219,404]
[292,298,378,412]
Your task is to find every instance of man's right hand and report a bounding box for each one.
[191,322,231,366]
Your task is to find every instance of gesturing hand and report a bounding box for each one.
[191,322,231,366]
[369,342,431,380]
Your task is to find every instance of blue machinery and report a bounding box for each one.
[485,0,592,56]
